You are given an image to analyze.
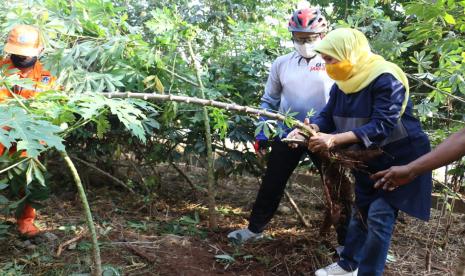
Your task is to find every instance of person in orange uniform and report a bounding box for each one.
[0,25,56,237]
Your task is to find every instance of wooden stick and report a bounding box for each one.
[169,161,207,194]
[125,244,158,262]
[71,155,136,194]
[56,230,86,257]
[284,190,311,228]
[407,74,465,104]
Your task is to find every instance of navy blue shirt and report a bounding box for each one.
[313,73,432,221]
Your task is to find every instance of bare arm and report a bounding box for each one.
[334,131,360,146]
[409,128,465,175]
[372,128,465,190]
[308,131,360,152]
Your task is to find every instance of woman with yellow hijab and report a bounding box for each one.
[301,28,432,275]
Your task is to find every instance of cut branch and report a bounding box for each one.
[101,92,316,136]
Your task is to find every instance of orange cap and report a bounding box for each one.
[4,25,44,57]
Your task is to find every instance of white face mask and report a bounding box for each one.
[293,40,319,58]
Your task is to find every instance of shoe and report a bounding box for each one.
[315,262,358,276]
[17,204,40,237]
[227,228,263,243]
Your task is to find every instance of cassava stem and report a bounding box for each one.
[186,39,218,229]
[102,92,316,135]
[61,151,102,276]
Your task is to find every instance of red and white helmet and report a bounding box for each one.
[288,8,328,33]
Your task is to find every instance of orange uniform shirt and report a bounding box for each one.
[0,57,56,100]
[0,57,56,155]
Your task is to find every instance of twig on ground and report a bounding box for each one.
[170,161,207,194]
[425,249,431,273]
[284,259,291,276]
[125,244,158,262]
[56,229,87,257]
[128,159,149,193]
[284,190,311,228]
[71,155,136,194]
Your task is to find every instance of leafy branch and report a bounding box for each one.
[102,92,316,135]
[407,73,465,104]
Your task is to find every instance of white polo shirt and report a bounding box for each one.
[260,51,334,122]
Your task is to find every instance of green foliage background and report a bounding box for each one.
[0,0,464,220]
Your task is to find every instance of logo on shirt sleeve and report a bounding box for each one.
[41,76,51,84]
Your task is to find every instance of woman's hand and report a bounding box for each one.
[286,128,307,148]
[371,164,417,191]
[286,118,319,148]
[287,128,305,139]
[308,132,337,152]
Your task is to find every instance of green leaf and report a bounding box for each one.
[33,161,46,187]
[26,162,34,185]
[0,182,8,190]
[96,117,111,139]
[0,195,8,204]
[215,254,235,263]
[443,13,456,25]
[254,124,263,137]
[0,107,65,157]
[263,123,270,138]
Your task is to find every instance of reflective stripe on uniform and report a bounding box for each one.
[333,115,408,146]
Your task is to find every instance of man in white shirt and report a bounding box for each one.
[228,8,345,250]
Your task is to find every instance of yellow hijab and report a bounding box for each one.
[315,28,409,114]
